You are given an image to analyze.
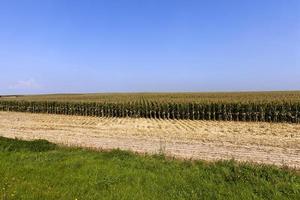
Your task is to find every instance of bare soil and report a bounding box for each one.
[0,111,299,168]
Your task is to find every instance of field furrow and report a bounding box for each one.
[0,111,299,168]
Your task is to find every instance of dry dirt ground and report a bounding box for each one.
[0,111,300,168]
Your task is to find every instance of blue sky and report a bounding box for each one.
[0,0,299,94]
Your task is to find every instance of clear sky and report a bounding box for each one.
[0,0,299,94]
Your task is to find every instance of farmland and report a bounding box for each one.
[1,92,300,199]
[0,111,299,168]
[1,92,300,166]
[1,91,300,123]
[2,91,300,103]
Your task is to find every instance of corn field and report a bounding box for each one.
[1,91,300,104]
[0,100,299,123]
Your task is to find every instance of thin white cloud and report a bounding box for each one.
[9,79,42,90]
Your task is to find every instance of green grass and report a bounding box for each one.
[0,137,299,200]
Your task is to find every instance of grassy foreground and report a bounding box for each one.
[0,137,299,200]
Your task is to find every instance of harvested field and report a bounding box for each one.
[0,111,299,168]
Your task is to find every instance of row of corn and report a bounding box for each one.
[0,100,299,123]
